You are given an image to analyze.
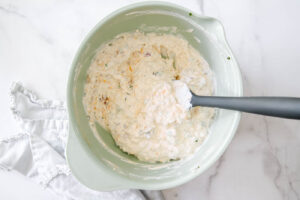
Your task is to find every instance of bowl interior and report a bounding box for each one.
[68,3,242,187]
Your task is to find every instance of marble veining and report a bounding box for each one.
[0,0,300,200]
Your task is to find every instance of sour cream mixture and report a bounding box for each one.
[83,31,215,163]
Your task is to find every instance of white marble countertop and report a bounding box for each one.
[1,0,300,199]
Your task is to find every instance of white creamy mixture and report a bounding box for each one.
[83,31,215,163]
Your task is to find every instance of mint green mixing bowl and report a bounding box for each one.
[66,1,243,191]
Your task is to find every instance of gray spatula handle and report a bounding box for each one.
[191,96,300,119]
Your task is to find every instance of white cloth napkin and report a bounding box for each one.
[0,82,164,200]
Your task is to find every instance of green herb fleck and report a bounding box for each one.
[153,72,159,76]
[118,82,121,88]
[195,139,198,142]
[105,63,108,67]
[108,43,112,46]
[227,56,231,60]
[129,84,133,89]
[189,12,192,16]
[172,60,176,69]
[161,53,168,59]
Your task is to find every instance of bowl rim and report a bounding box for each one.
[66,0,243,190]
